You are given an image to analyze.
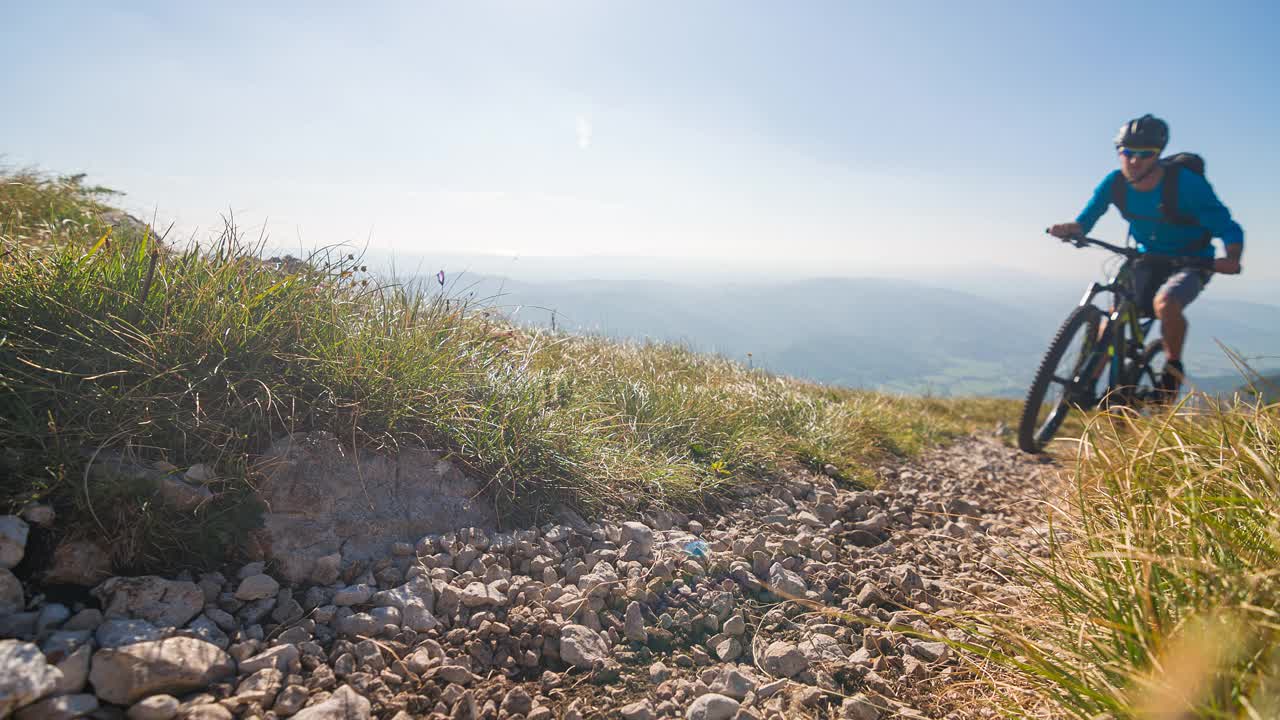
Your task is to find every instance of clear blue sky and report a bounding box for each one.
[2,1,1277,297]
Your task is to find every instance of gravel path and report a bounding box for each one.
[0,434,1065,720]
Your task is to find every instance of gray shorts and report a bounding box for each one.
[1133,262,1209,317]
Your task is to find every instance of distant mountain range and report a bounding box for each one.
[428,271,1279,398]
[1191,372,1280,404]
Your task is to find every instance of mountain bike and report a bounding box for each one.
[1016,233,1214,453]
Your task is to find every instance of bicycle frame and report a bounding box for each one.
[1073,257,1155,392]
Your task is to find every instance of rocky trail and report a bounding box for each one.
[1,435,1065,720]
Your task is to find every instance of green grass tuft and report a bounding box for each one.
[980,398,1280,718]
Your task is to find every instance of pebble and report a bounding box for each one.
[62,609,102,632]
[437,663,475,685]
[559,624,609,669]
[291,686,369,720]
[685,693,739,720]
[127,695,180,720]
[95,618,163,649]
[179,705,231,720]
[460,581,501,607]
[499,687,533,716]
[761,640,807,678]
[840,693,883,720]
[15,693,98,720]
[721,615,745,636]
[0,570,22,616]
[767,563,806,597]
[624,601,647,642]
[910,640,950,663]
[332,584,373,606]
[273,685,309,716]
[620,699,656,720]
[712,667,757,700]
[0,641,62,717]
[0,515,29,569]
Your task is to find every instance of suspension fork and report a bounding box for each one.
[1075,282,1114,386]
[1076,282,1106,309]
[1109,307,1127,387]
[1106,305,1151,387]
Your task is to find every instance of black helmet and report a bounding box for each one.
[1114,114,1169,149]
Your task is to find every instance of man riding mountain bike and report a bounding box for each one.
[1048,113,1245,398]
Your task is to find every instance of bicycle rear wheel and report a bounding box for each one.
[1018,305,1105,453]
[1117,339,1166,408]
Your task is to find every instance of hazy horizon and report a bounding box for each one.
[277,247,1280,305]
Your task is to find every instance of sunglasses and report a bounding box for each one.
[1117,147,1160,159]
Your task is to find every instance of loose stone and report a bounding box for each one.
[0,640,63,717]
[559,624,609,669]
[88,637,234,705]
[126,694,181,720]
[15,693,98,720]
[685,693,739,720]
[761,640,808,678]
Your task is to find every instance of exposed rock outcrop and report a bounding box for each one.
[252,432,496,584]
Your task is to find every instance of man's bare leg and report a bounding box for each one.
[1154,292,1187,395]
[1154,293,1187,363]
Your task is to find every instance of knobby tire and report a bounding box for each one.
[1018,305,1104,453]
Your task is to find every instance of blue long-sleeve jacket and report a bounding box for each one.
[1076,168,1244,257]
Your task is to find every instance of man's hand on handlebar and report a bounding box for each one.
[1048,222,1082,240]
[1213,257,1242,275]
[1043,226,1241,275]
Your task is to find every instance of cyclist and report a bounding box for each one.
[1048,114,1244,397]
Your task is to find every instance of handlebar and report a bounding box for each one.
[1044,229,1214,271]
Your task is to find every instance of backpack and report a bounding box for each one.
[1108,152,1212,252]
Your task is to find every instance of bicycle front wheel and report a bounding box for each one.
[1018,305,1105,453]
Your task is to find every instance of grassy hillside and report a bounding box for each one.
[0,170,1015,572]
